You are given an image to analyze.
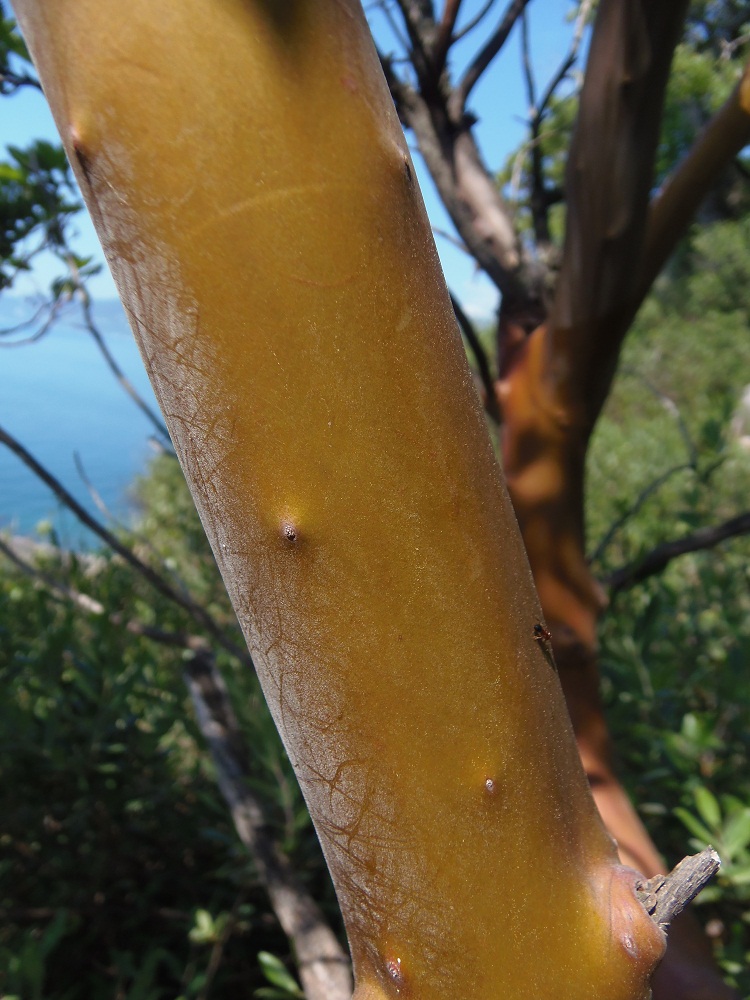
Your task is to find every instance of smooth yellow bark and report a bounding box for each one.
[13,1,665,995]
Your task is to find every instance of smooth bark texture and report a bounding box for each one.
[15,0,667,997]
[376,6,744,996]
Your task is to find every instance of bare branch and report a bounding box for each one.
[0,534,217,651]
[185,651,353,1000]
[432,0,462,73]
[0,67,41,93]
[450,292,500,422]
[371,0,412,55]
[605,511,750,594]
[432,225,470,254]
[0,423,245,659]
[639,61,750,303]
[450,0,530,118]
[452,0,499,44]
[519,9,553,245]
[0,297,65,346]
[392,0,436,84]
[395,85,525,292]
[620,367,699,467]
[520,9,536,112]
[64,255,173,448]
[588,463,693,566]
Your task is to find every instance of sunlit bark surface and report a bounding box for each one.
[14,0,668,997]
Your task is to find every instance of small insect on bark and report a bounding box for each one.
[533,623,552,644]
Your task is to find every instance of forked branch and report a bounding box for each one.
[606,511,750,594]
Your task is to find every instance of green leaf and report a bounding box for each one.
[722,808,750,859]
[257,952,303,997]
[674,806,714,846]
[693,785,721,830]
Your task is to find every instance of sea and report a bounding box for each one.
[0,295,163,548]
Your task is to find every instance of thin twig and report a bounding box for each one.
[73,451,117,523]
[534,0,592,122]
[605,511,750,594]
[452,0,499,44]
[620,367,698,468]
[451,0,531,117]
[0,298,65,346]
[432,226,471,255]
[0,534,215,651]
[0,424,245,660]
[64,256,173,448]
[588,462,693,566]
[520,9,536,114]
[450,293,500,423]
[432,0,462,73]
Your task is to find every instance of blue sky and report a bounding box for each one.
[5,0,580,319]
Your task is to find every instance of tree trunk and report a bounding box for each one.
[14,0,667,996]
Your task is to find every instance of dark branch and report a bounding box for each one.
[0,69,42,94]
[0,423,245,659]
[64,256,173,448]
[606,512,750,594]
[392,0,436,86]
[452,0,499,44]
[451,292,500,423]
[450,0,530,118]
[534,0,592,122]
[588,462,693,566]
[432,0,462,74]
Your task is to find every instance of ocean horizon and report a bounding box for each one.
[0,295,164,548]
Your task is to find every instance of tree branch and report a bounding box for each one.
[432,0,462,74]
[0,423,245,659]
[638,61,750,303]
[450,292,500,422]
[450,0,530,118]
[184,651,353,1000]
[588,462,693,566]
[452,0,499,44]
[391,0,436,86]
[545,0,690,429]
[64,254,173,448]
[605,511,750,594]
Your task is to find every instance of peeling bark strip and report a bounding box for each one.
[636,849,721,929]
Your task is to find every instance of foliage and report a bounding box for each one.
[0,466,339,998]
[0,0,36,95]
[0,140,83,291]
[585,221,750,990]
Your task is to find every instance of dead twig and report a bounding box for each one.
[636,848,721,928]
